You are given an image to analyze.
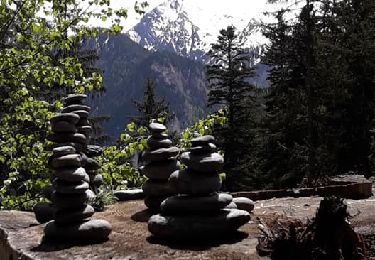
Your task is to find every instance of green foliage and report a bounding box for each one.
[0,0,143,210]
[88,185,118,212]
[179,109,227,150]
[97,122,148,189]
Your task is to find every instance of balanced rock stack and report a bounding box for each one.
[148,135,250,238]
[86,145,104,193]
[141,123,180,212]
[61,94,103,193]
[44,97,111,242]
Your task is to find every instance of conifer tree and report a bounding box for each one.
[262,0,375,187]
[261,2,322,187]
[206,26,257,191]
[330,0,375,177]
[132,78,171,127]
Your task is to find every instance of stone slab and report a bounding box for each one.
[148,209,250,238]
[1,196,375,260]
[113,189,144,201]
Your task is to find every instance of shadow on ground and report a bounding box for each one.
[31,236,109,252]
[131,209,153,222]
[146,231,249,251]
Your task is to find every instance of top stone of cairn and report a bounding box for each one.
[62,94,87,106]
[191,135,215,147]
[149,122,166,133]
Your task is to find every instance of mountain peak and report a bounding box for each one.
[168,0,182,10]
[127,0,274,61]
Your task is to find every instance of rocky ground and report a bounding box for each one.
[1,190,374,260]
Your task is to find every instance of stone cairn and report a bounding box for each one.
[141,122,180,212]
[148,135,250,238]
[44,94,111,242]
[60,94,103,194]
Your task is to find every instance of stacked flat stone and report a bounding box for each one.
[61,94,103,193]
[141,123,180,212]
[86,145,104,193]
[44,95,111,242]
[148,135,250,238]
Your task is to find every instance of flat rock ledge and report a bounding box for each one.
[233,175,373,201]
[1,193,374,260]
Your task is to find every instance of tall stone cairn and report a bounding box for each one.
[60,94,103,193]
[141,123,180,212]
[44,94,111,242]
[148,135,250,238]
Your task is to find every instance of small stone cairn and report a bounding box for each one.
[61,94,103,194]
[141,122,180,212]
[86,145,104,193]
[44,94,111,242]
[148,135,250,238]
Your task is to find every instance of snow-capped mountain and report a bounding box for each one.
[127,0,275,61]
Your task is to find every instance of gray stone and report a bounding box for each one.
[191,135,215,147]
[232,197,255,213]
[226,202,238,209]
[86,145,103,157]
[181,152,224,173]
[142,160,180,180]
[86,189,96,199]
[85,157,100,170]
[62,94,87,105]
[77,125,92,136]
[54,180,89,194]
[81,153,88,166]
[52,190,90,209]
[62,104,91,113]
[53,142,86,153]
[33,202,55,224]
[54,167,89,182]
[44,219,111,242]
[92,174,103,185]
[48,133,87,145]
[41,185,54,200]
[142,147,179,162]
[73,110,89,119]
[161,193,232,215]
[50,113,80,125]
[113,189,144,201]
[149,123,166,133]
[77,118,90,126]
[190,143,217,155]
[148,209,250,238]
[144,196,166,212]
[147,137,172,150]
[51,121,77,133]
[169,169,221,195]
[54,205,95,224]
[151,132,169,140]
[52,146,76,157]
[51,154,81,168]
[142,180,175,197]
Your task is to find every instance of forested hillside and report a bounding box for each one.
[90,33,208,138]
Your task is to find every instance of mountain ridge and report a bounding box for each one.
[127,0,269,61]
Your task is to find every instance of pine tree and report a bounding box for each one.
[262,0,375,187]
[206,26,257,191]
[262,9,303,188]
[329,0,375,177]
[132,78,171,127]
[261,2,323,188]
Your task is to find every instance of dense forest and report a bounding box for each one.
[0,0,374,210]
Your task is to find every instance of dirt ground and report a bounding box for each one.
[1,191,374,260]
